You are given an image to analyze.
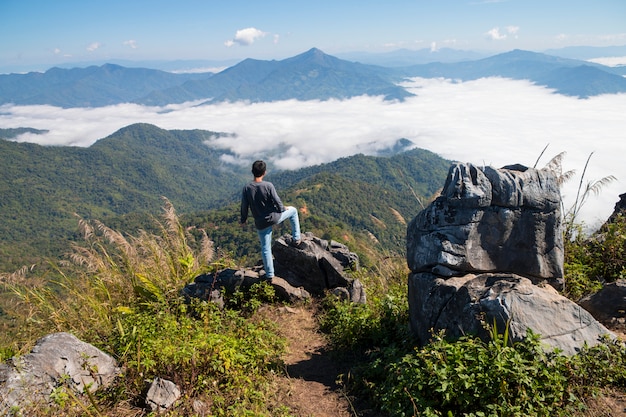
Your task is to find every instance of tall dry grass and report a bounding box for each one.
[5,197,214,350]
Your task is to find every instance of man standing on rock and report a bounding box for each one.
[240,160,301,279]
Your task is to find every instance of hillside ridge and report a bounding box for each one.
[0,123,450,271]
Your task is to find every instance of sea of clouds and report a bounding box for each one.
[1,77,625,231]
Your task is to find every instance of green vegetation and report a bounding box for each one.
[2,130,625,416]
[0,124,248,272]
[564,213,626,300]
[320,258,626,417]
[0,125,449,272]
[1,194,625,415]
[2,200,289,416]
[546,151,621,300]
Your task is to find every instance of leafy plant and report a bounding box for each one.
[319,255,410,352]
[227,281,278,315]
[564,211,626,300]
[368,330,578,417]
[586,213,626,282]
[539,150,618,299]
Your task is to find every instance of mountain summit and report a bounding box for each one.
[139,47,413,105]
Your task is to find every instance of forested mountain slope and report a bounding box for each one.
[0,124,450,271]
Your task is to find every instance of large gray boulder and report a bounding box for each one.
[184,232,365,304]
[0,332,120,415]
[408,272,613,355]
[406,162,613,354]
[273,232,361,298]
[407,163,564,289]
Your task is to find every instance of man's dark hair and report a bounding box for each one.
[252,160,266,178]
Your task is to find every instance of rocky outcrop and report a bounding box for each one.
[407,163,613,354]
[409,272,612,355]
[184,232,365,304]
[407,163,564,289]
[607,192,626,224]
[579,279,626,323]
[0,332,121,415]
[273,232,361,299]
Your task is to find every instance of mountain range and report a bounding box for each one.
[1,48,625,108]
[0,123,450,271]
[394,49,626,97]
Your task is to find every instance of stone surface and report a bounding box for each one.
[407,163,564,288]
[607,192,626,223]
[0,332,121,415]
[145,377,181,412]
[408,272,614,355]
[405,162,615,355]
[579,279,626,323]
[272,232,359,296]
[269,276,312,302]
[184,232,364,304]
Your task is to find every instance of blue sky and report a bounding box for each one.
[1,0,625,72]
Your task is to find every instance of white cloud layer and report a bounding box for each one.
[1,78,625,230]
[587,56,626,67]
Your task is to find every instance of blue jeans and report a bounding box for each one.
[257,206,301,278]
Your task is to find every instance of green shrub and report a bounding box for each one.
[567,335,626,389]
[368,330,576,417]
[112,299,285,397]
[319,256,410,352]
[564,214,626,300]
[227,281,278,315]
[586,214,626,282]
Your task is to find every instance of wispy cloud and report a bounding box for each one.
[86,42,102,52]
[485,26,519,41]
[598,33,626,43]
[506,26,520,38]
[224,27,267,47]
[486,28,507,41]
[123,40,138,49]
[1,78,624,228]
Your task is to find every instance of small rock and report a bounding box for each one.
[145,377,181,412]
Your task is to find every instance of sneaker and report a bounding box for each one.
[290,238,303,248]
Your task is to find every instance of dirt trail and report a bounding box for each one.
[264,304,383,417]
